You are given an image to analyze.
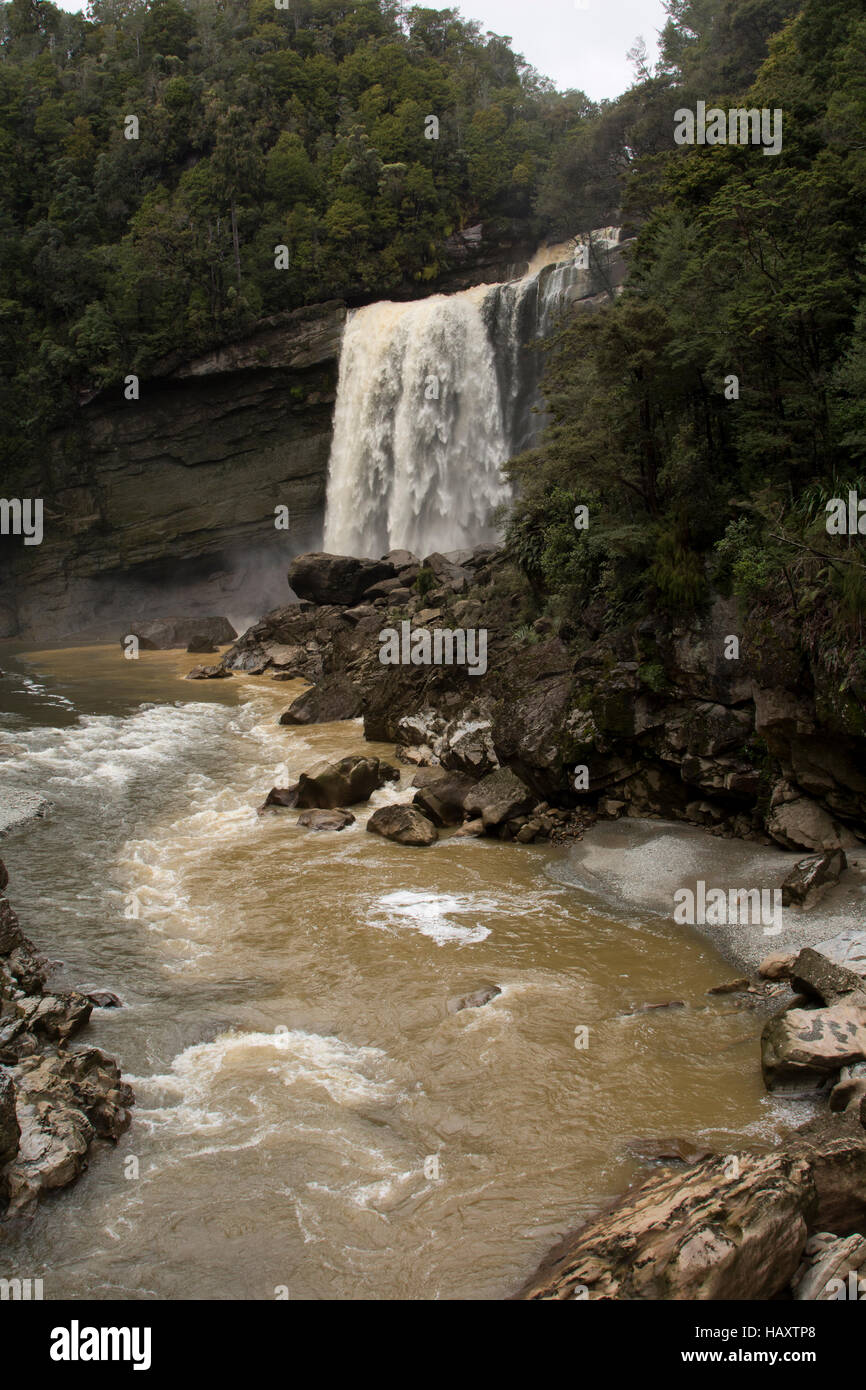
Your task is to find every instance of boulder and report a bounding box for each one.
[186,637,217,654]
[279,677,364,725]
[421,552,472,593]
[366,805,438,847]
[84,990,123,1009]
[781,850,847,909]
[767,786,851,852]
[0,893,23,954]
[761,997,866,1090]
[412,770,476,826]
[452,818,485,838]
[258,784,299,813]
[791,930,866,1003]
[185,664,232,680]
[829,1064,866,1115]
[463,767,534,829]
[296,809,355,832]
[0,1066,19,1166]
[125,616,236,650]
[296,756,399,809]
[288,553,395,606]
[515,1150,813,1300]
[447,985,501,1013]
[13,991,93,1044]
[759,951,798,981]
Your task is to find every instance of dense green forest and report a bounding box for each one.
[505,0,866,720]
[1,0,864,710]
[0,0,581,462]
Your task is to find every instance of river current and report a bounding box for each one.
[0,644,800,1299]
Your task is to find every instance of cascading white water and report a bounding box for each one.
[323,229,621,559]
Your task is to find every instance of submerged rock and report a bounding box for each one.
[366,805,438,846]
[185,663,232,680]
[296,809,355,832]
[447,985,502,1013]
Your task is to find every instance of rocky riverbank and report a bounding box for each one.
[0,858,133,1217]
[216,544,866,1301]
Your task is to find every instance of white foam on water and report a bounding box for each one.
[372,889,492,945]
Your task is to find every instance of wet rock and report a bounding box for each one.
[447,985,502,1013]
[4,1047,134,1211]
[761,997,866,1090]
[84,990,123,1009]
[279,676,364,725]
[258,784,299,813]
[296,756,399,810]
[781,850,847,909]
[463,767,534,829]
[185,663,232,680]
[626,1137,714,1166]
[289,553,395,606]
[707,979,751,996]
[0,893,23,954]
[452,818,485,838]
[125,616,236,650]
[792,1232,866,1300]
[759,951,798,981]
[296,809,355,832]
[622,1000,687,1016]
[13,991,93,1044]
[515,1149,813,1300]
[0,1066,19,1166]
[791,930,866,1003]
[366,805,438,847]
[411,770,476,826]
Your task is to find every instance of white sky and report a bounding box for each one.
[49,0,670,101]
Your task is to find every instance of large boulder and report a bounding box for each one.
[791,930,866,1003]
[296,756,399,809]
[463,767,534,829]
[288,553,395,606]
[279,676,364,725]
[412,770,476,826]
[792,1232,866,1300]
[515,1150,812,1300]
[761,997,866,1090]
[421,552,472,594]
[767,783,852,852]
[367,805,438,846]
[124,616,237,650]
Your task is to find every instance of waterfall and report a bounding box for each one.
[323,228,621,559]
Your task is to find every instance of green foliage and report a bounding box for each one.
[414,566,435,600]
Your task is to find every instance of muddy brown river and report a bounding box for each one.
[0,644,806,1299]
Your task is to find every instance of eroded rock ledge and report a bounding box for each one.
[0,859,133,1215]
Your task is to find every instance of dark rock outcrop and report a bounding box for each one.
[0,858,134,1214]
[296,756,399,809]
[289,553,396,607]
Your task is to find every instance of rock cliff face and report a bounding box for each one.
[1,301,346,641]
